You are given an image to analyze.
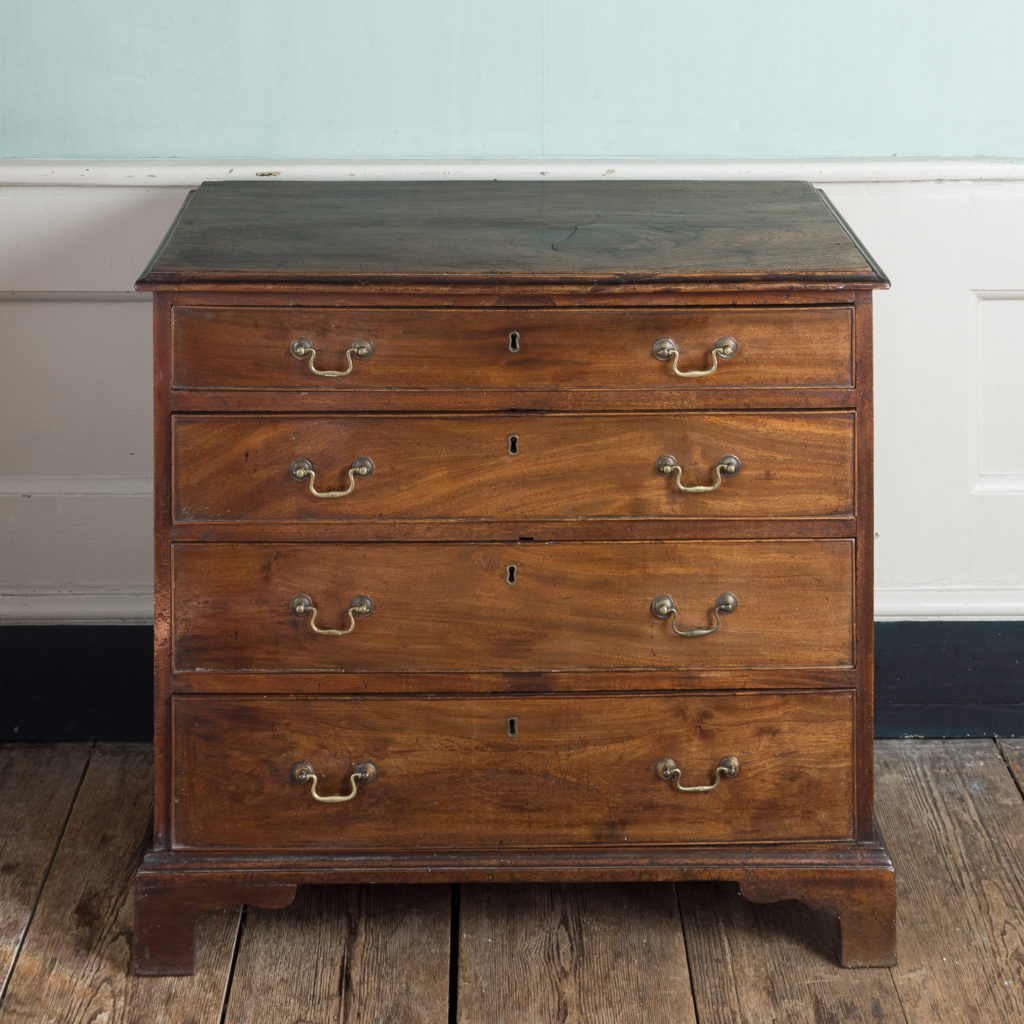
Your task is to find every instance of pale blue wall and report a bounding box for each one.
[3,0,1021,160]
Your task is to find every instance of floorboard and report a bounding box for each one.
[2,740,1024,1022]
[679,880,906,1023]
[456,882,696,1024]
[999,737,1024,792]
[876,738,1024,1023]
[0,745,239,1024]
[0,743,88,998]
[224,884,452,1024]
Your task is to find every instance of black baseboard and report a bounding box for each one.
[1,625,153,743]
[873,621,1024,738]
[1,622,1021,742]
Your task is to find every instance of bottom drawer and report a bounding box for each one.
[171,692,855,850]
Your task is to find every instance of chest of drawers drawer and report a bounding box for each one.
[171,306,854,391]
[134,180,895,976]
[171,539,853,673]
[170,692,855,850]
[172,412,855,522]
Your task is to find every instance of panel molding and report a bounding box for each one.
[971,290,1024,494]
[0,591,152,624]
[0,475,152,496]
[876,588,1024,621]
[3,157,1024,187]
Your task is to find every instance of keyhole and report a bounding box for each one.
[506,564,518,585]
[508,331,521,353]
[507,717,519,738]
[508,434,520,456]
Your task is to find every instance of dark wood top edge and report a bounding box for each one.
[814,188,890,289]
[137,270,886,291]
[137,187,201,284]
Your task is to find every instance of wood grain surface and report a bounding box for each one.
[457,883,696,1024]
[875,739,1024,1022]
[224,885,451,1024]
[172,411,855,523]
[170,692,855,849]
[170,539,855,673]
[0,744,88,993]
[0,746,240,1024]
[4,741,1022,1020]
[139,181,885,286]
[679,879,906,1023]
[675,739,1024,1020]
[171,305,854,390]
[999,737,1024,787]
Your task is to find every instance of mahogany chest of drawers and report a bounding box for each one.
[134,180,895,974]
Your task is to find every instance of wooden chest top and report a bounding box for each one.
[137,180,887,288]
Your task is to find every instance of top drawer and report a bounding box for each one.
[171,307,853,391]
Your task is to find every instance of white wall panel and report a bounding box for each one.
[969,186,1024,289]
[0,301,152,478]
[0,299,154,622]
[974,296,1024,485]
[0,492,152,623]
[965,294,1024,605]
[825,182,976,614]
[0,186,189,293]
[2,161,1023,621]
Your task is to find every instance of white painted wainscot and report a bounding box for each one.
[1,160,1023,623]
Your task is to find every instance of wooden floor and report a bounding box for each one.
[1,740,1024,1022]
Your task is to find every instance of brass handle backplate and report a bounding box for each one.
[656,756,740,793]
[290,457,375,498]
[656,454,740,493]
[292,760,377,803]
[290,336,374,377]
[651,592,737,637]
[291,593,375,636]
[652,336,737,378]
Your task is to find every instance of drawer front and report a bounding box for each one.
[171,540,854,672]
[172,412,855,522]
[172,307,853,390]
[170,692,855,849]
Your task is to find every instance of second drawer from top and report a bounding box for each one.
[172,412,855,523]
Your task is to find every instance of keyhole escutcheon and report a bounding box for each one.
[508,434,520,456]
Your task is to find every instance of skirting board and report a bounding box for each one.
[0,623,1020,742]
